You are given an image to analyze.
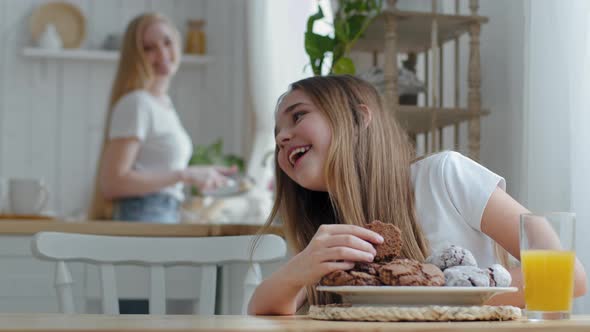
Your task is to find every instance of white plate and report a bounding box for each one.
[316,286,518,307]
[201,176,254,198]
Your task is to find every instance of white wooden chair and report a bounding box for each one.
[31,232,286,315]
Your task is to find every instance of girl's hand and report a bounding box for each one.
[282,224,384,288]
[181,165,238,191]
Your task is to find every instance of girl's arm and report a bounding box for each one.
[481,187,587,306]
[247,263,307,315]
[248,224,384,315]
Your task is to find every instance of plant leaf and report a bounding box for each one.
[304,0,383,77]
[347,14,367,40]
[305,32,335,59]
[306,5,324,32]
[332,42,346,64]
[332,56,355,75]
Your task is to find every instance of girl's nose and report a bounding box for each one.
[155,45,166,60]
[275,128,293,147]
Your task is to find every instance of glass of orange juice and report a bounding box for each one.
[520,212,575,320]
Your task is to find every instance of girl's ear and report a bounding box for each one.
[358,104,373,129]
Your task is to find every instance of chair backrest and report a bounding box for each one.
[31,232,286,315]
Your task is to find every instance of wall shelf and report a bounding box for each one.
[397,106,490,134]
[22,47,214,65]
[354,10,488,53]
[355,0,489,160]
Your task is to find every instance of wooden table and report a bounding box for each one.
[0,220,282,237]
[0,314,589,331]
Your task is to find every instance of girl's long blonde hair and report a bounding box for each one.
[258,75,430,305]
[88,13,181,220]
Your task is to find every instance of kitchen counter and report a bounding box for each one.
[0,220,283,237]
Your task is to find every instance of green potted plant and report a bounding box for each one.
[305,0,383,76]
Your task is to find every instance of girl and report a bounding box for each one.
[89,13,235,223]
[248,75,587,315]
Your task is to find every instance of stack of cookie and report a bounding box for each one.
[320,221,445,287]
[320,221,512,288]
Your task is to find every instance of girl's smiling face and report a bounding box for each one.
[275,89,332,191]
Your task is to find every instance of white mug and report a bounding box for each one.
[9,178,48,215]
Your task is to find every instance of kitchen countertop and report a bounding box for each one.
[0,220,283,237]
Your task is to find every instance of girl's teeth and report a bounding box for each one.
[289,146,310,165]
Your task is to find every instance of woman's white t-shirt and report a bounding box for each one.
[410,151,506,268]
[108,90,193,201]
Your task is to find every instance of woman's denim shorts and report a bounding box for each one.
[113,192,180,224]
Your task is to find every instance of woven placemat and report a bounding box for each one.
[309,304,521,322]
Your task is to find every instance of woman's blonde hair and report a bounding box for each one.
[88,13,181,219]
[258,75,429,305]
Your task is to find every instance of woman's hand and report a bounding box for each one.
[282,224,384,288]
[180,165,238,191]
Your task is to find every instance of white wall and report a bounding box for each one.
[477,0,526,201]
[521,0,590,313]
[477,0,590,313]
[519,0,572,212]
[569,0,590,315]
[472,0,590,313]
[0,0,247,218]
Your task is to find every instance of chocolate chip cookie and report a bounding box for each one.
[378,258,445,286]
[320,270,382,286]
[353,262,382,276]
[365,220,402,262]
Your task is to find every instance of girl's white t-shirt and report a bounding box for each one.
[410,151,506,268]
[108,90,193,201]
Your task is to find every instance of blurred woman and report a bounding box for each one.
[89,13,235,223]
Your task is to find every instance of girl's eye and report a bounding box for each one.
[144,45,154,52]
[164,38,172,46]
[293,111,306,123]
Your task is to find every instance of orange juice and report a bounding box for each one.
[521,250,575,311]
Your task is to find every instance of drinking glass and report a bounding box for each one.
[520,212,575,320]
